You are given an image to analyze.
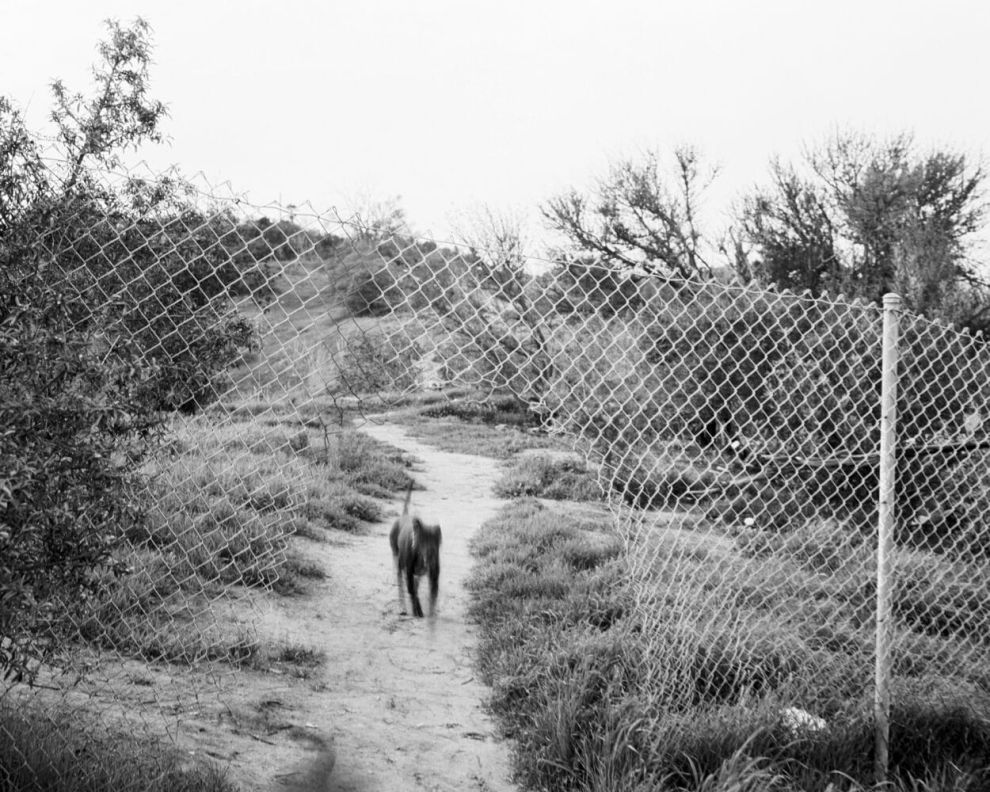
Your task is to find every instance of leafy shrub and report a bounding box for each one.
[49,201,265,414]
[338,239,415,318]
[636,282,990,526]
[3,43,266,417]
[1,186,162,680]
[0,21,270,679]
[643,288,877,457]
[550,258,646,317]
[894,450,990,559]
[337,328,424,394]
[344,264,402,317]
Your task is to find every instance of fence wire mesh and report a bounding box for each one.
[3,158,990,788]
[372,235,990,739]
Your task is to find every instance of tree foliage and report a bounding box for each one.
[430,209,560,398]
[543,147,717,282]
[737,132,989,331]
[0,19,262,680]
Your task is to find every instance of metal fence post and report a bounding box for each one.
[875,292,900,784]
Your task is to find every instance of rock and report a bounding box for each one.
[779,706,827,737]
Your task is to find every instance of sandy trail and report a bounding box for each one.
[217,421,516,791]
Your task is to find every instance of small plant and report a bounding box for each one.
[273,641,325,666]
[336,328,424,394]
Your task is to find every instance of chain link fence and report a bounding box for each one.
[368,228,990,781]
[1,162,418,789]
[3,158,990,787]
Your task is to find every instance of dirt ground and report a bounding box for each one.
[178,420,518,791]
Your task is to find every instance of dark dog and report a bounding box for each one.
[389,482,441,617]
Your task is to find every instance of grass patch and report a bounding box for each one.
[732,515,990,680]
[333,431,414,496]
[0,705,236,792]
[287,516,328,542]
[392,394,571,458]
[272,641,325,666]
[245,639,326,679]
[469,500,990,791]
[405,415,565,458]
[494,454,602,501]
[49,550,264,666]
[54,417,412,669]
[137,419,411,593]
[279,554,327,592]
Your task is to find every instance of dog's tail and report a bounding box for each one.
[401,479,414,516]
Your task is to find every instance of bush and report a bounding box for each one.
[633,281,990,525]
[337,328,424,394]
[0,21,265,678]
[2,39,265,417]
[1,190,162,680]
[551,258,646,317]
[344,265,403,317]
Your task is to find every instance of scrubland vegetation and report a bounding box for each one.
[0,28,414,772]
[6,16,990,792]
[0,708,237,792]
[469,493,990,791]
[494,454,602,501]
[0,407,413,787]
[82,419,410,660]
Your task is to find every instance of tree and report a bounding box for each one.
[409,207,561,403]
[1,19,169,680]
[736,132,988,330]
[729,161,840,295]
[0,19,257,679]
[542,146,717,282]
[345,193,408,241]
[550,253,646,318]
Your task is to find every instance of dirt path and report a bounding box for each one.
[326,421,515,791]
[210,421,517,791]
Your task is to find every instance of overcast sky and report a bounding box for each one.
[3,0,989,247]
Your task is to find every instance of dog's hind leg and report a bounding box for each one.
[427,558,439,617]
[406,562,424,618]
[396,564,409,615]
[390,521,409,615]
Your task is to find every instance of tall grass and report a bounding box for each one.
[138,418,411,588]
[52,418,413,668]
[494,454,603,501]
[0,706,236,792]
[468,500,990,791]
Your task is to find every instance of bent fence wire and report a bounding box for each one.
[3,162,990,786]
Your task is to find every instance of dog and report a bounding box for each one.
[389,481,441,617]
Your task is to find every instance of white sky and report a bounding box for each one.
[3,0,990,248]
